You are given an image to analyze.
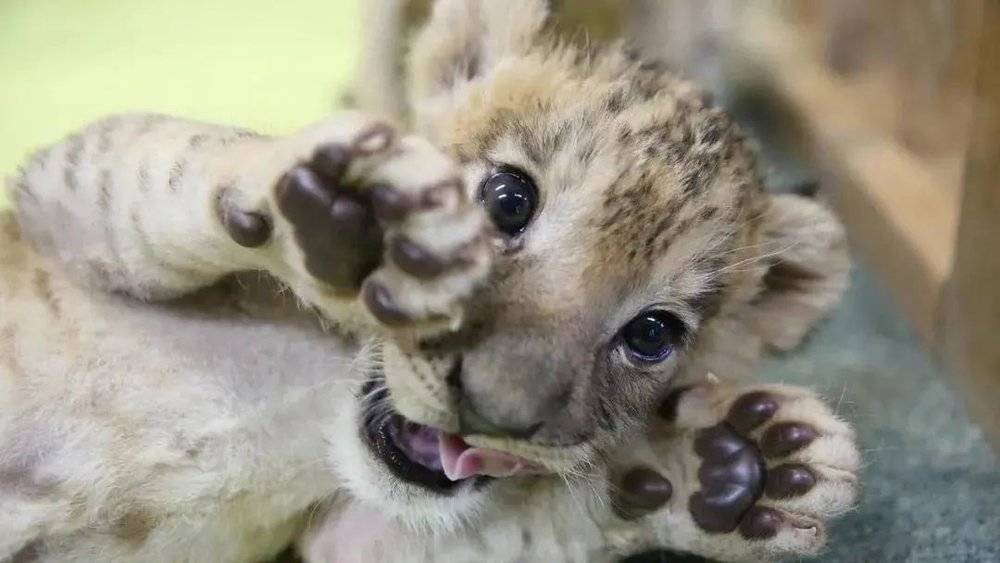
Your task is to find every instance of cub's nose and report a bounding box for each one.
[448,356,567,441]
[457,398,544,440]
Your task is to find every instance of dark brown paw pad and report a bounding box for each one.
[217,188,272,248]
[613,467,674,520]
[276,159,383,293]
[761,422,818,458]
[690,424,764,534]
[360,279,452,327]
[765,464,816,499]
[725,391,779,434]
[738,506,784,540]
[389,235,478,280]
[369,183,414,222]
[274,126,476,303]
[361,280,412,326]
[311,144,353,181]
[689,395,821,540]
[367,179,464,222]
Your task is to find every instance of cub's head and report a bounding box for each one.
[332,0,849,529]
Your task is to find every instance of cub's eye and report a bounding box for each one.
[480,166,538,236]
[621,311,685,363]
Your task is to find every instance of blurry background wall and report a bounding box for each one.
[0,0,360,207]
[625,0,999,450]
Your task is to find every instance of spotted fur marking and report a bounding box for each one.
[137,161,151,193]
[112,509,157,546]
[31,269,60,317]
[97,169,113,212]
[167,160,186,192]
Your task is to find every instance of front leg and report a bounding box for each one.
[603,381,860,562]
[11,112,490,331]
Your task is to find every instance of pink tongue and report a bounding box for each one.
[438,433,536,481]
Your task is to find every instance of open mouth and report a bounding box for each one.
[360,379,538,494]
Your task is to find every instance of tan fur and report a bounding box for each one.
[2,1,856,561]
[299,380,859,563]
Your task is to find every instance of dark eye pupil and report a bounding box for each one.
[623,313,678,361]
[497,191,529,219]
[481,169,537,235]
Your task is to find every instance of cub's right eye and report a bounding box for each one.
[479,166,538,236]
[620,311,686,363]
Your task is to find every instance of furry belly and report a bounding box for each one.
[0,236,360,561]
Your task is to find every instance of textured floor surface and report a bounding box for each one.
[726,59,1000,561]
[756,266,999,562]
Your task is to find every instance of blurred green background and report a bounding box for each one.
[0,0,359,207]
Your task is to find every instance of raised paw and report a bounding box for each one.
[608,382,860,562]
[265,117,491,329]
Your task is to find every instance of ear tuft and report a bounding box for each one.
[748,194,851,352]
[684,194,850,381]
[477,0,549,62]
[408,0,550,108]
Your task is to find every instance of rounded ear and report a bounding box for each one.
[407,0,550,120]
[746,194,851,351]
[688,194,851,378]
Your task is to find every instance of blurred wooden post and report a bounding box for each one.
[891,0,979,158]
[624,0,998,448]
[940,0,1000,451]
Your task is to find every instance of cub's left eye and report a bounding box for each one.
[480,166,538,236]
[621,311,685,363]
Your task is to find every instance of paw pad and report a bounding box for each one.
[689,423,765,535]
[274,122,490,328]
[275,161,382,293]
[738,506,784,539]
[689,391,823,540]
[627,386,858,559]
[726,391,779,434]
[765,464,816,499]
[216,187,272,248]
[614,467,674,520]
[362,280,413,326]
[761,422,817,458]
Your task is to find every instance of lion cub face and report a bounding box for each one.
[343,0,848,523]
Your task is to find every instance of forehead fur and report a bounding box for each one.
[432,42,767,314]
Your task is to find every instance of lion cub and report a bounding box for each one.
[1,1,857,561]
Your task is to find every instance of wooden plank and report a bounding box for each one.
[940,0,1000,451]
[736,19,960,346]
